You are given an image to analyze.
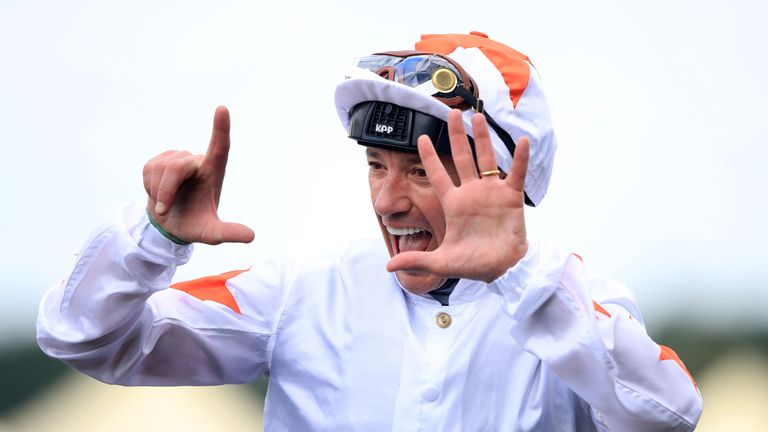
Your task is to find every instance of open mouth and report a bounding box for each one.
[386,226,433,254]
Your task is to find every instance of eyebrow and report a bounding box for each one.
[365,148,382,159]
[402,153,423,165]
[365,148,424,165]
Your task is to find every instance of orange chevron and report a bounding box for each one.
[171,269,248,314]
[659,345,697,388]
[593,301,612,318]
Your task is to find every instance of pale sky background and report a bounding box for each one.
[1,0,766,345]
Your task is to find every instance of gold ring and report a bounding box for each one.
[479,169,501,177]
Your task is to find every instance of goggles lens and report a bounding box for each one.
[354,54,465,93]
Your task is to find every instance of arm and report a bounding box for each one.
[387,110,702,430]
[490,243,702,431]
[37,205,291,385]
[37,107,286,386]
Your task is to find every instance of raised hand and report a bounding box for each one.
[143,106,254,245]
[386,109,530,283]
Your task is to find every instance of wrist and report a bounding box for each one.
[146,208,191,245]
[484,240,528,283]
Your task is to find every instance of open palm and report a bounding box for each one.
[387,110,530,283]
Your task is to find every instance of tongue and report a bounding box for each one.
[398,232,432,253]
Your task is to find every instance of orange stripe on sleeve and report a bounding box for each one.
[659,345,698,388]
[170,269,248,314]
[593,301,612,318]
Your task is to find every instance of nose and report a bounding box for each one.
[373,174,412,218]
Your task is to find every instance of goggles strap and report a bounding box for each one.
[452,86,517,159]
[451,87,533,206]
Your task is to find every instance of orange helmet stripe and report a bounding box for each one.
[416,33,532,108]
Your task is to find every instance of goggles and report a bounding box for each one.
[352,51,518,163]
[354,52,478,110]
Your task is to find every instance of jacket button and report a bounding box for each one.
[436,312,452,328]
[422,386,440,402]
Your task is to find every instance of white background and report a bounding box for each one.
[1,0,766,344]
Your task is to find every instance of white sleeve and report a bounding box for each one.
[36,203,294,386]
[489,241,703,431]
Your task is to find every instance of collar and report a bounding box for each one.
[395,274,493,306]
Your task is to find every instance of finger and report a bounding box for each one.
[149,165,161,202]
[144,151,192,210]
[446,109,478,181]
[506,137,530,193]
[471,113,498,174]
[155,155,203,214]
[143,150,175,195]
[417,135,454,196]
[144,150,187,199]
[202,106,231,176]
[203,221,255,245]
[143,164,152,196]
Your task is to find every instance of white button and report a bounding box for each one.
[422,386,440,402]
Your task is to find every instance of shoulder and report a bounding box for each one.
[338,237,390,269]
[560,248,645,324]
[586,271,644,324]
[293,237,391,288]
[529,241,644,322]
[277,237,399,317]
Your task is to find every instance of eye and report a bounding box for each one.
[413,167,428,178]
[368,160,384,171]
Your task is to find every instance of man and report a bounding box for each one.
[37,32,702,430]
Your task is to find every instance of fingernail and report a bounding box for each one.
[155,202,167,215]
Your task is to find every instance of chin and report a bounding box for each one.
[395,269,444,295]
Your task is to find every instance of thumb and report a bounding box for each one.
[204,221,255,245]
[386,251,441,274]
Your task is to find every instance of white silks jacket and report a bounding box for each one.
[37,204,702,431]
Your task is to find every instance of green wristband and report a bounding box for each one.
[146,209,192,246]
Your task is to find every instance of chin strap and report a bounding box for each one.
[451,86,517,159]
[447,87,534,206]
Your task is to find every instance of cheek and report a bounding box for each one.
[419,193,446,234]
[368,177,379,204]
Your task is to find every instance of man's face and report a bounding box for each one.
[366,147,457,295]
